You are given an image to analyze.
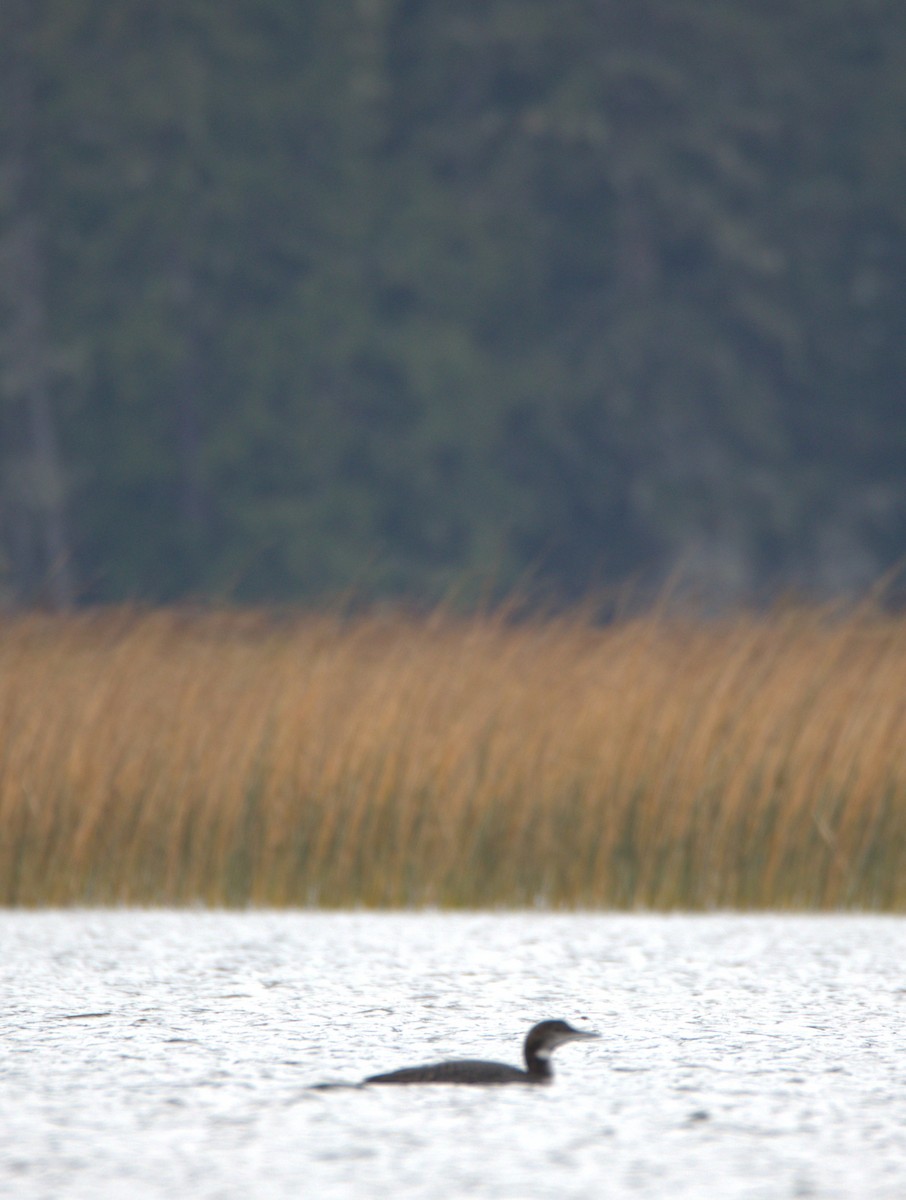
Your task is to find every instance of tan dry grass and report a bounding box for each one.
[0,602,903,907]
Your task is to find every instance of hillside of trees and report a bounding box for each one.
[2,0,905,608]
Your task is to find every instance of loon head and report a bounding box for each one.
[523,1019,599,1075]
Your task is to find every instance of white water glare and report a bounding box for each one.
[2,911,905,1199]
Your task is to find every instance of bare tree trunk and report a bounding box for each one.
[169,258,207,534]
[0,0,75,608]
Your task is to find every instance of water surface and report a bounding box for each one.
[1,912,904,1198]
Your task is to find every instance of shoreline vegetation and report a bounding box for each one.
[0,603,903,909]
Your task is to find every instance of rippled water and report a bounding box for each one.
[1,911,904,1199]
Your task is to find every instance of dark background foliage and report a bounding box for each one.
[2,0,904,608]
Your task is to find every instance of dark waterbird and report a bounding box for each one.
[362,1019,599,1086]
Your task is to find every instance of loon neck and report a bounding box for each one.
[523,1044,554,1079]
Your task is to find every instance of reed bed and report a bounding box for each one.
[0,602,903,908]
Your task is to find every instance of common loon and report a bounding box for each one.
[364,1019,598,1085]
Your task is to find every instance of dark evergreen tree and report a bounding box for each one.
[0,0,903,606]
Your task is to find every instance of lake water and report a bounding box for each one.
[1,911,904,1199]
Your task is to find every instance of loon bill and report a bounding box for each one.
[363,1019,599,1086]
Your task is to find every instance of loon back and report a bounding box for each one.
[364,1019,598,1086]
[366,1059,534,1085]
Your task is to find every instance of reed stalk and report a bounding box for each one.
[0,602,903,908]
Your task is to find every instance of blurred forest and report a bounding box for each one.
[1,0,905,608]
